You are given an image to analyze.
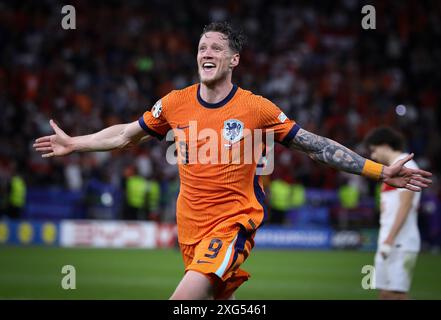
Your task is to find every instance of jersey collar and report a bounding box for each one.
[197,84,238,109]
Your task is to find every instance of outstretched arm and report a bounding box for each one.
[33,119,150,158]
[288,128,432,191]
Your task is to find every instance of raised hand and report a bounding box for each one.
[33,120,74,158]
[382,153,432,192]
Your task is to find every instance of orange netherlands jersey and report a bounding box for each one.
[139,84,299,244]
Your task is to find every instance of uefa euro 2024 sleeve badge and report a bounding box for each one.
[223,119,244,146]
[152,100,162,118]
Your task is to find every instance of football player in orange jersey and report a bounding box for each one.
[33,22,432,300]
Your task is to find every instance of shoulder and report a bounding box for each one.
[236,87,275,107]
[172,83,199,97]
[237,87,263,100]
[163,84,198,106]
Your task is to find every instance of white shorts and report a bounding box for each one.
[374,250,418,292]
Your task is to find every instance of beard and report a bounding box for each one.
[198,68,230,87]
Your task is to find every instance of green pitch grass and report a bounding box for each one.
[0,247,440,299]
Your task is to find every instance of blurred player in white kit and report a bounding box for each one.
[365,127,422,300]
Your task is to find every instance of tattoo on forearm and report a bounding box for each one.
[289,128,366,175]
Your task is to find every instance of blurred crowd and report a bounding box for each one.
[0,0,440,228]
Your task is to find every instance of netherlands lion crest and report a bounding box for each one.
[223,119,244,144]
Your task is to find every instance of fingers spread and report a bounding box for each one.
[415,169,433,177]
[42,152,54,158]
[405,183,421,192]
[398,153,414,166]
[412,175,432,185]
[35,136,51,143]
[409,179,429,188]
[33,142,51,148]
[50,119,57,129]
[50,119,64,136]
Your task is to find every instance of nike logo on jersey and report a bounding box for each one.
[177,125,190,129]
[196,259,213,264]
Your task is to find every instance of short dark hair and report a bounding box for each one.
[364,127,405,151]
[201,21,246,53]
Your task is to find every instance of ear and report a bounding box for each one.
[229,53,240,69]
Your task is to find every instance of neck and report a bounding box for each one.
[386,150,404,165]
[199,80,233,104]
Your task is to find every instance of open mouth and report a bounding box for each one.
[202,62,216,72]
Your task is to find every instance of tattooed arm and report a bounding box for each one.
[288,128,367,175]
[288,128,432,191]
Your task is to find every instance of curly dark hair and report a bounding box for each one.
[201,21,246,53]
[364,127,405,151]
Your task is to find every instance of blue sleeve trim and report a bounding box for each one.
[138,117,165,141]
[280,123,301,147]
